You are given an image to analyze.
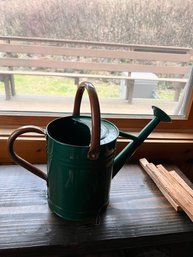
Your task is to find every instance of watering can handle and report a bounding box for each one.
[73,81,101,160]
[7,125,48,181]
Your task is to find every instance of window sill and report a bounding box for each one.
[1,130,193,167]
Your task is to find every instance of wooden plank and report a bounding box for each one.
[0,137,46,164]
[157,164,193,198]
[142,132,193,140]
[139,158,181,211]
[0,58,189,74]
[0,43,191,62]
[146,162,193,221]
[0,163,193,256]
[0,35,191,53]
[0,69,188,83]
[169,166,193,189]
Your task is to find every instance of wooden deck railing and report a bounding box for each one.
[0,36,192,102]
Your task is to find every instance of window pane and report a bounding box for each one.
[0,74,192,117]
[1,0,193,118]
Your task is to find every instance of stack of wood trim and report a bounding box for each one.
[139,158,193,221]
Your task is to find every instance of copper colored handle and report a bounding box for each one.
[73,81,101,160]
[7,125,47,181]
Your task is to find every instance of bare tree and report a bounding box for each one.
[0,0,192,47]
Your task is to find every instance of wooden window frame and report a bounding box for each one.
[1,92,193,171]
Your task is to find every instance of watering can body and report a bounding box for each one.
[46,116,118,220]
[8,82,171,221]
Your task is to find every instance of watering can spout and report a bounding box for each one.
[113,106,171,178]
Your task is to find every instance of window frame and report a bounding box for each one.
[1,95,193,130]
[1,87,193,167]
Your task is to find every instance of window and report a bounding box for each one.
[0,37,192,118]
[1,0,193,168]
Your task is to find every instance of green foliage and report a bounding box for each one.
[157,89,175,100]
[0,75,120,98]
[14,76,76,96]
[0,75,175,100]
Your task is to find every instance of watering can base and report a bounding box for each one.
[48,199,109,221]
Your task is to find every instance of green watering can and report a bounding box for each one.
[8,82,171,221]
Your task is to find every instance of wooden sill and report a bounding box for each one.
[1,126,193,139]
[1,131,193,162]
[1,131,193,182]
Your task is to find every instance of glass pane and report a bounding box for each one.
[1,0,193,118]
[0,74,191,117]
